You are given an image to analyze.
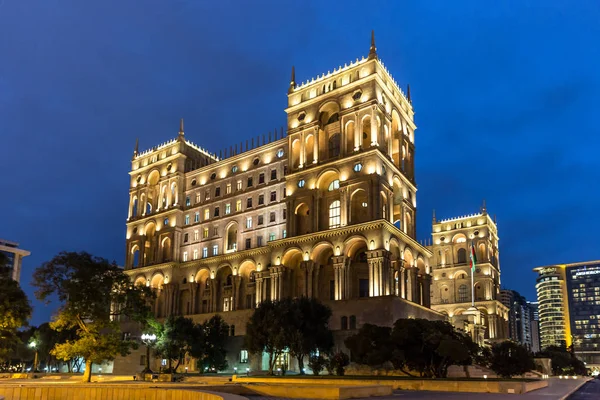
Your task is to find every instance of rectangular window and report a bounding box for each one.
[257,236,263,247]
[215,187,221,197]
[245,238,251,249]
[184,233,189,243]
[283,229,287,238]
[183,251,188,262]
[247,198,253,208]
[246,217,253,229]
[185,196,191,207]
[225,203,231,214]
[258,194,264,205]
[203,228,209,238]
[247,177,253,187]
[193,249,198,260]
[195,212,200,223]
[194,230,199,241]
[236,200,242,212]
[259,173,265,184]
[258,215,264,225]
[270,212,276,222]
[212,245,218,256]
[240,350,249,363]
[226,184,231,194]
[205,190,210,201]
[269,233,275,241]
[283,209,287,220]
[283,187,287,198]
[213,227,218,236]
[214,207,220,217]
[203,247,208,258]
[271,170,277,180]
[196,193,201,204]
[204,209,210,220]
[270,191,276,202]
[185,215,190,225]
[237,180,243,191]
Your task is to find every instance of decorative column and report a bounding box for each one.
[339,187,348,227]
[354,112,360,151]
[421,274,432,308]
[232,275,242,311]
[313,127,319,164]
[370,106,378,146]
[189,282,198,315]
[409,267,419,303]
[255,272,264,307]
[399,266,406,298]
[299,131,305,168]
[210,278,218,313]
[332,256,347,300]
[270,266,284,301]
[313,265,321,299]
[367,250,391,297]
[302,261,315,297]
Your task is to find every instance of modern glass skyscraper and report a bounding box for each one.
[535,260,600,371]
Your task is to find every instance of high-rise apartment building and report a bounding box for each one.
[535,261,600,371]
[500,289,534,350]
[0,239,30,282]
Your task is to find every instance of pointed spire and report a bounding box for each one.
[133,138,139,158]
[288,66,296,94]
[178,118,185,142]
[407,84,412,103]
[481,199,487,214]
[368,30,377,60]
[432,209,437,224]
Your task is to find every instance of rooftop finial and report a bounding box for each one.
[407,84,412,103]
[432,209,436,224]
[178,118,185,142]
[481,199,487,214]
[368,30,377,60]
[288,66,296,94]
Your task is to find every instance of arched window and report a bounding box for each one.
[329,200,341,229]
[225,274,233,286]
[249,271,256,283]
[349,315,356,329]
[458,284,468,303]
[328,179,340,191]
[328,134,340,158]
[132,198,138,217]
[457,248,467,264]
[341,316,348,330]
[327,113,339,124]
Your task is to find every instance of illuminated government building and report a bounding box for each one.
[535,261,600,371]
[114,33,508,374]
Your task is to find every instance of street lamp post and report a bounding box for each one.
[29,341,38,372]
[141,334,156,374]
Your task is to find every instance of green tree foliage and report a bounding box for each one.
[345,318,478,378]
[489,341,535,378]
[286,297,333,374]
[539,345,587,376]
[0,253,32,364]
[153,315,196,372]
[328,351,350,375]
[245,297,333,375]
[245,299,289,375]
[308,355,327,375]
[193,315,230,373]
[344,324,392,366]
[30,323,78,372]
[32,251,154,382]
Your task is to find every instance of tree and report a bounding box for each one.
[33,251,154,382]
[328,351,349,375]
[390,318,477,378]
[308,355,327,375]
[489,341,535,378]
[0,253,32,365]
[539,345,587,376]
[286,297,333,374]
[245,299,288,375]
[345,324,392,367]
[32,323,78,372]
[193,315,229,373]
[153,315,196,373]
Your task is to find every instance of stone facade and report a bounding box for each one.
[115,35,505,374]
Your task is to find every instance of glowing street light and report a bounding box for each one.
[29,341,39,372]
[141,333,157,374]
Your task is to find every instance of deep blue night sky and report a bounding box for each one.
[1,1,599,325]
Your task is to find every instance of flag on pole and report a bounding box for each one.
[470,242,477,273]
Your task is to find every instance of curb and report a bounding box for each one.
[559,377,592,400]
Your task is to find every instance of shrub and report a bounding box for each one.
[308,355,327,375]
[329,351,350,376]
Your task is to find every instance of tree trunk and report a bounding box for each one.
[82,360,93,383]
[463,364,470,378]
[297,356,305,374]
[168,358,173,373]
